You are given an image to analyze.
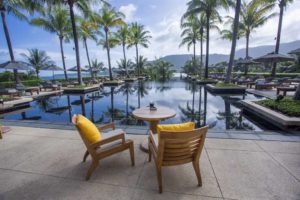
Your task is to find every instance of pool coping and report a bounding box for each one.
[2,119,300,142]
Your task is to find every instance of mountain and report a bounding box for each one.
[155,40,300,72]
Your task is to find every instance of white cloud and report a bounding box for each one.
[119,4,137,22]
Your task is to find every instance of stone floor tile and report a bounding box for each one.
[255,141,300,154]
[205,138,262,151]
[207,149,300,200]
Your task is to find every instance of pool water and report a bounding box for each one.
[2,79,268,131]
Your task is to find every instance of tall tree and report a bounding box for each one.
[21,49,54,79]
[94,6,125,81]
[0,0,42,84]
[271,0,293,77]
[31,6,71,80]
[77,17,98,81]
[239,0,275,74]
[186,0,231,78]
[180,15,199,73]
[128,22,151,77]
[225,0,241,83]
[90,59,104,78]
[114,25,130,77]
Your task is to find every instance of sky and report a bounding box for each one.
[0,0,300,77]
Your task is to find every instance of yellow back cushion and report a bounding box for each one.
[157,122,195,134]
[76,115,102,144]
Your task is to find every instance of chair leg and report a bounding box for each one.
[86,160,98,181]
[155,164,163,193]
[83,150,89,162]
[192,161,202,187]
[129,142,135,166]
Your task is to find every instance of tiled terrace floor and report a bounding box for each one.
[0,126,300,200]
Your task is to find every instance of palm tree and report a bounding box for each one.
[220,16,244,41]
[197,14,206,77]
[239,0,275,74]
[225,0,241,83]
[180,15,199,72]
[114,25,130,77]
[135,55,150,75]
[152,60,175,81]
[271,0,293,77]
[186,0,231,79]
[94,6,125,81]
[128,22,151,77]
[90,59,104,78]
[0,0,42,84]
[77,17,98,81]
[31,7,71,80]
[21,49,54,79]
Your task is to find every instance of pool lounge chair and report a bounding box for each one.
[40,81,61,91]
[255,79,279,90]
[148,123,208,193]
[72,114,135,180]
[0,87,20,97]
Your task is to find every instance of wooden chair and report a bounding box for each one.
[148,126,208,193]
[72,115,135,180]
[0,127,2,139]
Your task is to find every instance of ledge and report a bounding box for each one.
[0,97,33,114]
[124,78,137,82]
[63,85,100,94]
[196,79,218,85]
[103,80,124,86]
[205,84,246,94]
[240,100,300,128]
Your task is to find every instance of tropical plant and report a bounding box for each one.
[0,0,42,84]
[135,55,150,75]
[182,59,201,76]
[225,0,241,83]
[77,17,98,80]
[128,22,151,77]
[240,0,275,57]
[220,16,244,41]
[180,15,199,71]
[186,0,231,78]
[114,25,130,77]
[21,49,54,79]
[117,59,134,72]
[94,6,125,80]
[152,60,175,81]
[31,6,71,80]
[271,0,293,77]
[90,59,104,78]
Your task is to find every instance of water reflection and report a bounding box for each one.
[3,79,265,131]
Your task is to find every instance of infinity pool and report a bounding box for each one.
[2,79,269,131]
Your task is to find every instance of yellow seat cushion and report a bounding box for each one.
[157,122,195,134]
[75,115,102,143]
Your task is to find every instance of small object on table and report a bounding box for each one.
[132,106,176,152]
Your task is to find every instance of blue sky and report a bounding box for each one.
[0,0,300,77]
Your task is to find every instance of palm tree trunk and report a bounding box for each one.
[1,10,20,84]
[122,42,128,77]
[193,41,196,75]
[272,1,285,77]
[200,34,203,78]
[105,30,113,81]
[135,44,139,77]
[59,36,68,80]
[84,38,94,81]
[225,0,241,83]
[110,87,114,121]
[244,32,250,75]
[224,98,231,130]
[68,0,82,85]
[204,12,210,79]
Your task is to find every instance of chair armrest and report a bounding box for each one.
[149,130,158,153]
[90,132,125,148]
[98,122,115,131]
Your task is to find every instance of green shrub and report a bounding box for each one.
[215,82,237,87]
[0,80,41,88]
[256,97,300,117]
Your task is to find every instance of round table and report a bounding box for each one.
[132,106,176,152]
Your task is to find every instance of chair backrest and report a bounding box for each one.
[157,126,208,166]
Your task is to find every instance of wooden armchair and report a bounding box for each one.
[148,126,208,193]
[72,115,135,180]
